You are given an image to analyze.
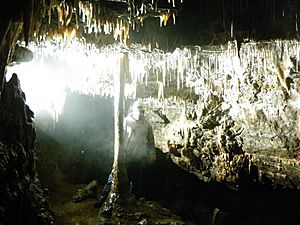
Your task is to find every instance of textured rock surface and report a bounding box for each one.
[139,40,300,190]
[1,1,300,224]
[0,74,53,224]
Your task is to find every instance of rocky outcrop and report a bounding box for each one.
[144,98,249,189]
[140,40,300,191]
[0,74,53,224]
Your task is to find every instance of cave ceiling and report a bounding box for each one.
[2,0,300,100]
[2,0,300,51]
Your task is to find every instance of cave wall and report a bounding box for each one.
[0,2,54,225]
[139,40,300,190]
[0,74,53,224]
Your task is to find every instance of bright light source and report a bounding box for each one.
[6,40,122,120]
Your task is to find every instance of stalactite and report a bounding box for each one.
[296,13,299,32]
[23,0,34,45]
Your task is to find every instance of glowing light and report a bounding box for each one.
[6,62,67,120]
[6,40,121,120]
[6,38,300,131]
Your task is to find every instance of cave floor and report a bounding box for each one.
[36,127,300,225]
[35,127,193,224]
[47,180,193,225]
[48,182,99,225]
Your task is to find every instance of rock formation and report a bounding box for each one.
[1,0,300,224]
[0,74,53,224]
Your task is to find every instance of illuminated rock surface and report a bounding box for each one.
[1,0,300,225]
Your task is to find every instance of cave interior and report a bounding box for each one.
[1,0,300,225]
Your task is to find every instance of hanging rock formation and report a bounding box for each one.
[139,40,300,191]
